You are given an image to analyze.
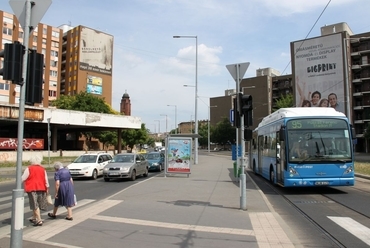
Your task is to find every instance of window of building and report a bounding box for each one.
[2,39,12,45]
[52,31,59,38]
[50,50,58,57]
[50,70,58,77]
[0,83,10,90]
[18,31,23,39]
[3,17,13,25]
[42,48,46,55]
[43,28,47,35]
[48,90,56,97]
[33,36,37,43]
[42,38,47,45]
[49,80,57,87]
[2,27,12,36]
[50,60,57,67]
[51,41,59,48]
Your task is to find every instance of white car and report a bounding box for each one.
[68,153,112,180]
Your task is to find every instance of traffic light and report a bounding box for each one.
[233,97,240,128]
[0,41,25,84]
[239,94,253,127]
[25,50,44,105]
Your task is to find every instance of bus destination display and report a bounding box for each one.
[287,119,347,129]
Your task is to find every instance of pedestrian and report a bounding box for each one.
[48,162,75,221]
[22,156,50,226]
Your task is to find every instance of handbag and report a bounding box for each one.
[46,194,53,205]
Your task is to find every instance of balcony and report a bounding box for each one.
[352,64,361,70]
[352,78,362,83]
[351,52,361,57]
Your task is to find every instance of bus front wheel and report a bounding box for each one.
[269,167,275,184]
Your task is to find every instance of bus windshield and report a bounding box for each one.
[287,119,352,162]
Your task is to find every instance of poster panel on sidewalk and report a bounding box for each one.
[166,137,192,174]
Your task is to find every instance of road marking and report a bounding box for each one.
[328,216,370,246]
[91,215,254,236]
[24,199,121,241]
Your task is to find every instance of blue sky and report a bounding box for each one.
[2,0,370,133]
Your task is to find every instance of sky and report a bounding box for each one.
[2,0,370,133]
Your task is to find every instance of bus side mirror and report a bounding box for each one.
[279,129,285,141]
[351,127,356,139]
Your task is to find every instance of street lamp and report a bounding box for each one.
[160,114,168,134]
[174,35,198,164]
[208,105,217,153]
[154,120,160,134]
[167,105,177,134]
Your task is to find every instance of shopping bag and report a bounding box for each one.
[74,194,77,206]
[46,194,53,205]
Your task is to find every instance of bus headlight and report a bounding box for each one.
[289,166,298,175]
[344,166,353,174]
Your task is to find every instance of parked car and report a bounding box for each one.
[67,153,112,180]
[146,152,165,172]
[103,153,149,182]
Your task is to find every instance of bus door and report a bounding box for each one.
[276,131,284,184]
[258,135,264,174]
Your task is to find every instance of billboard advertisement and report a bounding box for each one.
[292,33,345,114]
[86,75,103,95]
[79,26,113,75]
[166,137,192,174]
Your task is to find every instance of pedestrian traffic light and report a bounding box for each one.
[0,41,25,84]
[233,97,240,128]
[25,50,44,105]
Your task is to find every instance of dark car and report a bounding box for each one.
[146,152,165,172]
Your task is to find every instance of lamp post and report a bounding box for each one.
[160,114,168,134]
[154,120,160,134]
[174,35,198,164]
[167,105,177,134]
[208,105,217,153]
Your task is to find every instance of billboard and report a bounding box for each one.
[86,75,103,95]
[79,26,113,75]
[292,33,345,114]
[166,137,192,174]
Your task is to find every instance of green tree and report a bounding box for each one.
[121,123,149,151]
[272,93,294,112]
[212,117,235,147]
[198,122,209,148]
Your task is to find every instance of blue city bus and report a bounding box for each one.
[250,107,356,187]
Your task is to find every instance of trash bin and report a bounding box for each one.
[233,162,242,178]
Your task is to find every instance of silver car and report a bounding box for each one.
[103,153,149,182]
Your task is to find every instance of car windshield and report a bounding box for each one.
[146,153,160,160]
[74,155,97,163]
[111,155,135,163]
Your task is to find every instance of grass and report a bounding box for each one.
[355,162,370,175]
[0,156,78,169]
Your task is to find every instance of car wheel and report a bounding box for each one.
[104,178,110,182]
[92,169,98,180]
[130,170,136,181]
[157,165,161,172]
[143,168,148,177]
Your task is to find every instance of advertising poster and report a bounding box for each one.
[292,33,345,114]
[166,137,192,174]
[79,26,113,75]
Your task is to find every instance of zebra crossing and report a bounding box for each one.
[0,190,95,238]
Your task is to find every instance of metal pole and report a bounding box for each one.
[237,64,247,210]
[11,1,32,247]
[47,118,51,167]
[208,106,210,153]
[343,38,352,124]
[175,105,177,134]
[194,36,198,164]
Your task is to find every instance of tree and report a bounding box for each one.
[212,117,235,147]
[121,123,149,152]
[272,93,294,112]
[198,122,209,148]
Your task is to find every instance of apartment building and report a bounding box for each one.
[0,10,62,106]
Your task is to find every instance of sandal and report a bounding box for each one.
[28,218,36,223]
[33,220,43,226]
[48,213,56,219]
[65,217,73,221]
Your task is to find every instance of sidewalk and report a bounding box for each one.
[0,154,298,247]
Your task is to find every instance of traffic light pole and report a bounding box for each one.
[236,66,247,211]
[10,1,32,247]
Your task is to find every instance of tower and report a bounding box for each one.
[120,90,131,115]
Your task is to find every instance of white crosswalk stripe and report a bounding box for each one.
[328,216,370,246]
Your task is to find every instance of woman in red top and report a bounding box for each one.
[22,156,50,226]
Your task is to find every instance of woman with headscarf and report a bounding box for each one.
[48,162,75,220]
[22,156,49,226]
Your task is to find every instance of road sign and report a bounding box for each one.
[230,109,234,123]
[226,62,250,83]
[10,0,52,32]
